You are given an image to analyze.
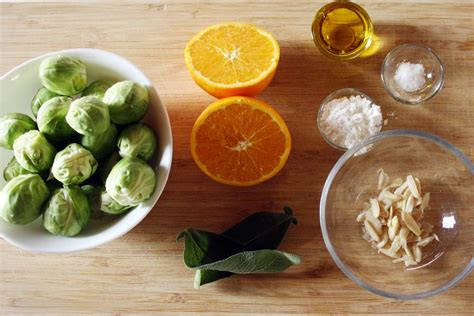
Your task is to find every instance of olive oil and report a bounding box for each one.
[312,1,373,60]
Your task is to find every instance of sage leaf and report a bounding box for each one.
[176,229,246,268]
[196,250,301,274]
[194,270,233,289]
[196,207,297,287]
[178,208,300,288]
[222,207,297,249]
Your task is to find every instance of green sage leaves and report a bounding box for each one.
[177,207,301,288]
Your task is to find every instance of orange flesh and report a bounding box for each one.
[194,102,288,184]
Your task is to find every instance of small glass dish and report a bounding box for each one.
[311,1,373,60]
[320,129,473,299]
[381,44,444,105]
[317,88,381,151]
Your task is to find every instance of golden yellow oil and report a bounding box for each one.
[312,1,373,59]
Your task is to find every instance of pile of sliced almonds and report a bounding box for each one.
[356,169,439,267]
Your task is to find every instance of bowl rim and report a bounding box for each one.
[320,129,473,300]
[0,48,173,253]
[380,44,445,105]
[316,87,380,151]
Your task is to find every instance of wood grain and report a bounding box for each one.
[0,1,473,314]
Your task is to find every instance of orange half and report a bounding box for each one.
[191,96,291,186]
[184,23,280,98]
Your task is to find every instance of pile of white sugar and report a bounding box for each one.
[394,62,426,92]
[319,95,382,150]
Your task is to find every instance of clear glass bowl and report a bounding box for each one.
[317,88,380,151]
[381,44,444,105]
[320,130,473,299]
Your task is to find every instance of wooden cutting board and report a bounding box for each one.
[1,1,472,314]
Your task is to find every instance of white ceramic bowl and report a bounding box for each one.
[0,48,173,253]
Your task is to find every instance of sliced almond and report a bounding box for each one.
[415,177,422,194]
[386,177,403,189]
[413,245,422,262]
[394,181,408,196]
[377,169,389,190]
[389,206,394,222]
[392,256,406,263]
[433,233,440,242]
[382,199,393,211]
[404,195,414,213]
[377,228,389,248]
[364,220,380,242]
[407,175,421,199]
[420,192,430,212]
[378,189,402,202]
[401,239,413,260]
[402,211,421,236]
[370,198,380,218]
[402,187,412,199]
[389,236,402,254]
[356,211,366,223]
[417,236,435,247]
[380,247,401,259]
[404,259,418,267]
[399,226,410,240]
[365,210,382,234]
[388,215,400,240]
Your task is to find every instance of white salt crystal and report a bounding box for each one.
[320,95,382,150]
[394,62,426,92]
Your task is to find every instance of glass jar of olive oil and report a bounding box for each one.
[312,1,373,60]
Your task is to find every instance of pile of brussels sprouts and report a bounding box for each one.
[0,55,158,237]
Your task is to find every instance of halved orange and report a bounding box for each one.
[184,23,280,98]
[191,96,291,186]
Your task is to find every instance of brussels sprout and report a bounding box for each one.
[82,80,114,99]
[0,174,49,225]
[0,113,37,149]
[3,156,49,181]
[66,96,110,136]
[31,87,60,118]
[96,151,121,184]
[105,157,156,206]
[100,187,131,215]
[39,55,87,96]
[81,184,103,219]
[103,81,149,125]
[13,130,56,172]
[117,123,157,161]
[80,124,118,159]
[43,185,91,236]
[51,143,98,185]
[37,96,76,142]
